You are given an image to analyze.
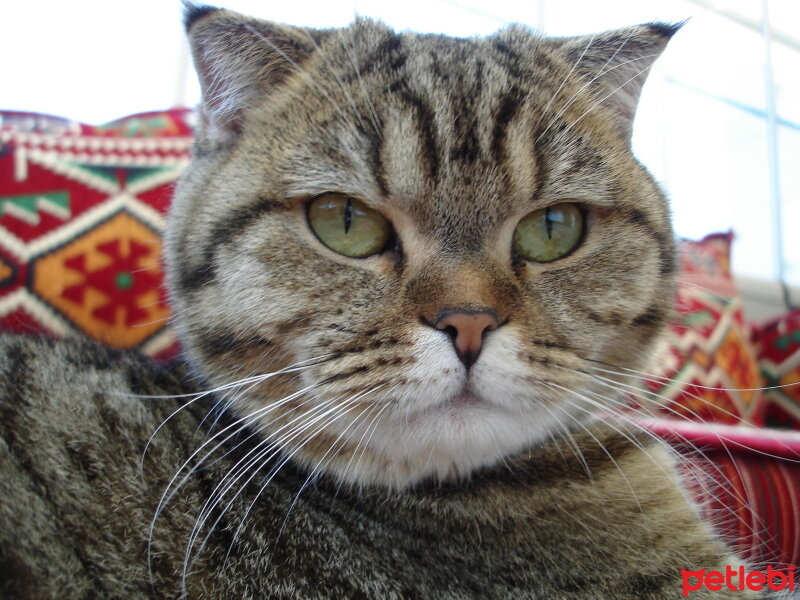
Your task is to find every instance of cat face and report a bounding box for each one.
[166,8,678,489]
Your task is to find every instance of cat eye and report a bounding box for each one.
[307,193,392,258]
[512,203,584,263]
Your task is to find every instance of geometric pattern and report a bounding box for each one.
[644,233,767,425]
[0,108,194,360]
[752,309,800,429]
[1,191,71,225]
[30,211,170,348]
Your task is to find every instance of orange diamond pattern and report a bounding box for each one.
[31,212,170,348]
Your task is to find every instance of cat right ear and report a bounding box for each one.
[183,3,319,145]
[548,22,683,142]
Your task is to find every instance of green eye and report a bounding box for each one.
[512,203,584,262]
[308,194,391,258]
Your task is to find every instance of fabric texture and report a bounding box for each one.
[645,233,766,425]
[752,309,800,429]
[0,109,193,360]
[691,448,800,570]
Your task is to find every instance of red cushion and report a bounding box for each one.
[644,233,765,425]
[644,418,800,568]
[0,109,193,360]
[751,309,800,429]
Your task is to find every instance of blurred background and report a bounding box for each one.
[2,0,798,313]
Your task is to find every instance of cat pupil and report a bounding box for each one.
[545,207,554,239]
[344,198,353,234]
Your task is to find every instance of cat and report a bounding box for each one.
[0,4,779,599]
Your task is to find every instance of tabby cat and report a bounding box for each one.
[0,4,776,599]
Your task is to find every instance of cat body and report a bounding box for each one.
[0,335,754,599]
[0,5,774,599]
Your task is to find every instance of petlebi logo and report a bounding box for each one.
[681,565,796,597]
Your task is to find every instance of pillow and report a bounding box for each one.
[751,309,800,429]
[0,109,193,361]
[643,233,765,425]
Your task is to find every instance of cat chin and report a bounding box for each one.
[310,398,571,490]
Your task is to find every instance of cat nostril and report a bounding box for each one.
[432,310,499,370]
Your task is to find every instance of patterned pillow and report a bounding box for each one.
[0,109,193,361]
[751,309,800,429]
[644,233,765,425]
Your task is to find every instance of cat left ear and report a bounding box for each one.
[552,22,683,142]
[183,3,323,145]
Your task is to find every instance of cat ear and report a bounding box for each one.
[183,3,321,144]
[552,22,682,141]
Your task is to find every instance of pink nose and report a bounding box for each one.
[434,311,499,369]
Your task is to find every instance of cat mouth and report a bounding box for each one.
[438,387,501,412]
[446,392,484,408]
[404,387,505,422]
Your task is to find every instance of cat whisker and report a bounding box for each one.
[130,316,171,327]
[539,382,646,513]
[545,381,761,548]
[297,27,373,136]
[547,380,691,475]
[584,359,800,394]
[544,360,781,541]
[142,354,335,468]
[566,384,771,546]
[534,33,597,133]
[180,397,338,593]
[193,395,343,529]
[271,387,396,552]
[334,394,397,497]
[184,388,379,589]
[574,363,800,463]
[562,358,800,462]
[147,381,322,585]
[197,381,329,473]
[240,23,363,136]
[549,357,750,430]
[534,398,595,481]
[343,35,382,136]
[232,387,380,526]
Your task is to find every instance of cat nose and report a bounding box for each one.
[434,310,499,369]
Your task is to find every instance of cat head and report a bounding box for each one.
[166,5,679,490]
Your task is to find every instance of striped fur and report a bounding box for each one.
[168,10,678,490]
[0,335,763,598]
[0,7,777,599]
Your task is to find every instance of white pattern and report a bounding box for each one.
[0,288,71,335]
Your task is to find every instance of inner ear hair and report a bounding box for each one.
[184,4,319,144]
[550,22,683,142]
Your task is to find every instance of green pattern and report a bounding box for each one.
[1,192,70,223]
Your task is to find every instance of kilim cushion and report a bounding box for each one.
[0,109,193,361]
[752,309,800,429]
[644,233,766,425]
